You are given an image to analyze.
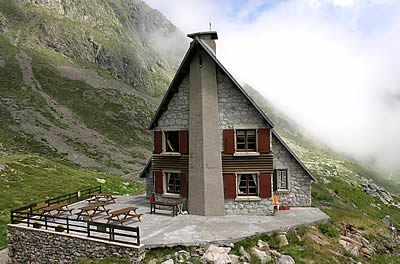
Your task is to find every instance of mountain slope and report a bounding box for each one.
[0,0,186,174]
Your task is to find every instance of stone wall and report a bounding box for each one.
[272,134,312,206]
[157,75,189,129]
[145,169,154,198]
[7,225,145,264]
[224,198,274,216]
[217,69,270,148]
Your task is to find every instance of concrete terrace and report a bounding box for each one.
[17,195,330,248]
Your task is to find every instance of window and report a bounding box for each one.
[165,131,179,152]
[237,174,258,196]
[236,129,256,152]
[276,169,289,190]
[166,172,180,194]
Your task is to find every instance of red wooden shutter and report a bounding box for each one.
[223,129,235,154]
[180,172,188,198]
[154,171,163,194]
[259,173,272,198]
[179,130,189,154]
[258,128,270,154]
[154,131,162,154]
[224,173,236,198]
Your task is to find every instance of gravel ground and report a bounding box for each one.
[0,248,9,264]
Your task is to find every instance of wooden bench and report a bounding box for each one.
[150,200,183,217]
[41,203,73,218]
[87,193,116,204]
[105,207,143,225]
[76,201,112,221]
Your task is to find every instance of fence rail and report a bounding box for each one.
[11,186,102,214]
[10,186,140,246]
[11,211,140,246]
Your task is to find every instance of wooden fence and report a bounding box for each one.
[10,186,140,246]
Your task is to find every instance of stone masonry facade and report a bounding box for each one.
[272,134,312,206]
[217,69,270,148]
[7,225,145,264]
[158,75,189,129]
[224,198,274,216]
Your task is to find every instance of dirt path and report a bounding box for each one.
[0,248,9,264]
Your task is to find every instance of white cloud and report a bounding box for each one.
[145,0,400,175]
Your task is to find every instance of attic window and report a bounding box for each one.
[236,129,256,152]
[165,131,180,152]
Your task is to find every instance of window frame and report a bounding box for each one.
[236,172,259,197]
[276,169,290,192]
[235,129,257,152]
[162,170,182,197]
[162,130,181,155]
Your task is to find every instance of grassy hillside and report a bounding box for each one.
[0,0,188,174]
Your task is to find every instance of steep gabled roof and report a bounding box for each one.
[146,36,316,182]
[148,37,274,129]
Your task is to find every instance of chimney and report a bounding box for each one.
[187,31,218,53]
[187,31,225,216]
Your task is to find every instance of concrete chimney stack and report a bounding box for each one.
[187,31,218,54]
[187,31,225,216]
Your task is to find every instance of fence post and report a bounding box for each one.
[27,212,30,227]
[99,186,102,193]
[45,215,48,230]
[66,217,69,234]
[10,210,14,224]
[137,227,140,246]
[87,222,90,238]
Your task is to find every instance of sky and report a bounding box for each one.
[144,0,400,176]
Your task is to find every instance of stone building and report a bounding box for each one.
[140,31,316,216]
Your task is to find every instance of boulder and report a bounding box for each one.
[339,238,360,257]
[278,234,289,247]
[257,240,270,250]
[175,250,190,261]
[0,163,5,172]
[96,178,106,184]
[277,255,295,264]
[269,249,281,257]
[200,245,231,264]
[162,259,174,264]
[251,247,271,264]
[305,233,329,246]
[228,254,240,264]
[239,246,251,262]
[148,259,157,264]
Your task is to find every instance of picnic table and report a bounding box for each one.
[76,201,112,221]
[87,193,116,204]
[150,200,183,217]
[41,203,73,218]
[105,207,143,225]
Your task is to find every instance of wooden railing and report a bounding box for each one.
[11,211,140,246]
[10,186,102,215]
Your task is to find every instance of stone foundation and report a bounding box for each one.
[224,198,274,216]
[7,225,145,264]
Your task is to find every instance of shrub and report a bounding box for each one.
[319,222,339,238]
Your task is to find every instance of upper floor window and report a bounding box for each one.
[166,172,180,194]
[236,129,256,152]
[237,174,258,196]
[165,131,179,152]
[276,169,289,190]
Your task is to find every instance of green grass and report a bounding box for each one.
[0,153,145,249]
